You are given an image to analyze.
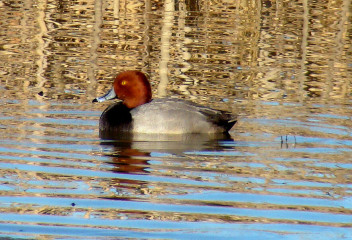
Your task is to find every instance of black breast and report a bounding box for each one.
[99,102,133,137]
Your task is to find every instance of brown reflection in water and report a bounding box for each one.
[103,145,151,196]
[108,147,151,175]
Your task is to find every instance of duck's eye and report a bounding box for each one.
[121,80,127,86]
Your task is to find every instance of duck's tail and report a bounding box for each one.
[225,119,237,132]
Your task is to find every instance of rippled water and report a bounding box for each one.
[1,0,352,239]
[1,98,351,239]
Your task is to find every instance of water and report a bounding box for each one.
[0,0,352,239]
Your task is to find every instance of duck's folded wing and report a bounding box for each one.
[197,107,237,132]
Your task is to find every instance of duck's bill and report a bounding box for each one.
[92,87,117,103]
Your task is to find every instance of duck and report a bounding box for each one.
[93,70,237,135]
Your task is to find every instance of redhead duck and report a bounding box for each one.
[93,71,237,134]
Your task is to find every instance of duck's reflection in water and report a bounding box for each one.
[100,131,234,157]
[99,131,235,196]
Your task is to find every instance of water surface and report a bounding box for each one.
[0,0,351,239]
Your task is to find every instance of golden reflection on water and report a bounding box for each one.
[1,0,351,105]
[0,0,351,238]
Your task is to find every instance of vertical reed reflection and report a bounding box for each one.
[157,0,174,97]
[34,0,48,92]
[141,1,152,74]
[87,0,102,85]
[299,0,309,102]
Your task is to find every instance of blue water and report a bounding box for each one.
[1,0,351,238]
[0,99,351,239]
